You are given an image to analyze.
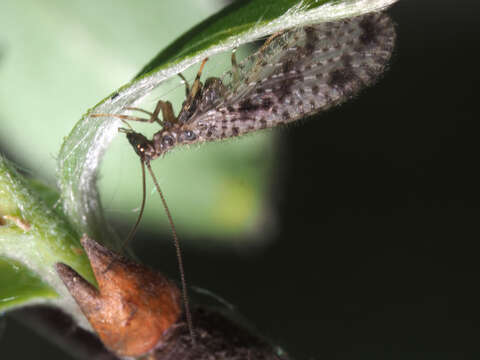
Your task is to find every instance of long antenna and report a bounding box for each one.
[145,161,195,343]
[103,159,147,274]
[122,159,147,249]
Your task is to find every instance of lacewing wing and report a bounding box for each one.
[123,12,396,159]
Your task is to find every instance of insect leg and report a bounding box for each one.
[250,30,285,73]
[178,72,190,97]
[177,58,210,123]
[90,113,154,123]
[92,100,175,128]
[231,49,239,84]
[123,107,158,119]
[258,30,285,53]
[126,100,176,127]
[187,57,209,101]
[125,100,167,125]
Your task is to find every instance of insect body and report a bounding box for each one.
[91,11,396,343]
[100,12,395,162]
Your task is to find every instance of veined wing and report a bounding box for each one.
[189,12,395,140]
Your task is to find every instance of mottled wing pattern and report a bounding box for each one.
[190,12,395,141]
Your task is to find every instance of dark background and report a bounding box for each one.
[3,0,480,359]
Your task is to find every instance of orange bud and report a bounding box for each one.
[56,235,181,357]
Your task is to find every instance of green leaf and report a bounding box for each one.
[57,0,398,246]
[0,155,94,322]
[0,257,56,310]
[138,0,397,77]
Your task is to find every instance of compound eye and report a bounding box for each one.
[162,135,174,147]
[183,130,196,141]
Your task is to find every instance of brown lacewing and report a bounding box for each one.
[92,11,396,340]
